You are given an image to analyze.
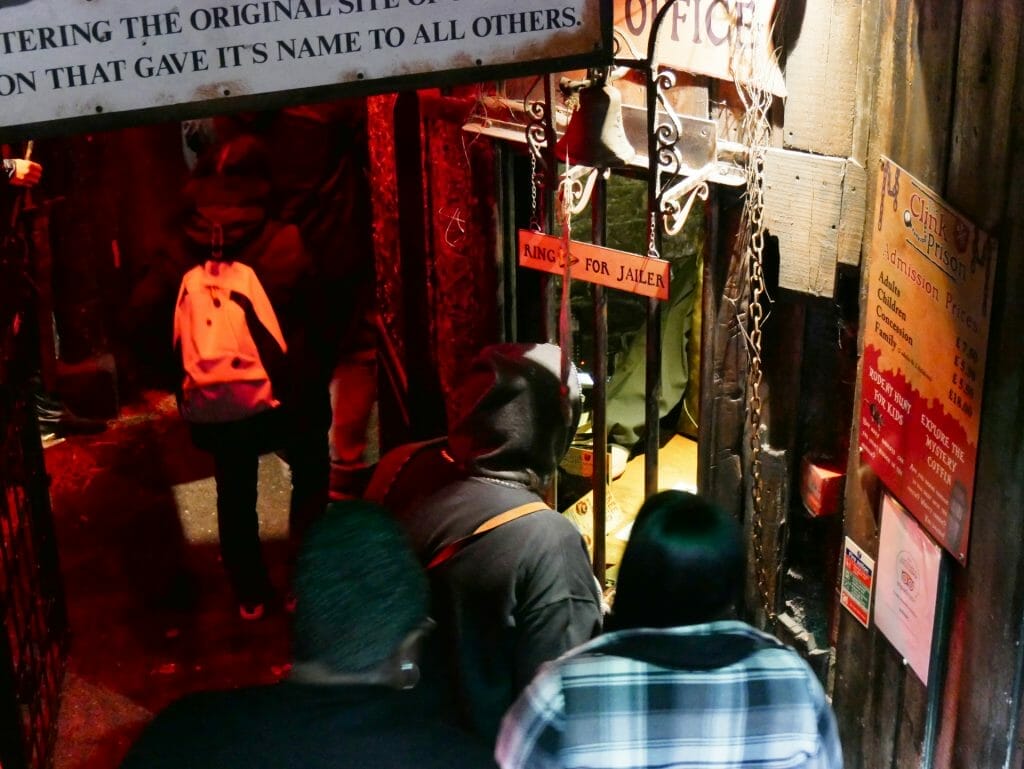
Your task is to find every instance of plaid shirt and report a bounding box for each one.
[496,620,843,769]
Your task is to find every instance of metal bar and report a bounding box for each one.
[642,72,662,497]
[541,74,559,344]
[497,146,518,343]
[643,294,662,497]
[921,552,956,769]
[591,175,608,587]
[539,73,560,508]
[888,669,907,769]
[1005,590,1024,769]
[639,0,682,498]
[696,193,719,493]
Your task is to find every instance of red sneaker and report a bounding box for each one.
[239,602,265,621]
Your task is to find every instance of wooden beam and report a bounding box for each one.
[945,1,1024,765]
[698,195,748,525]
[762,148,865,296]
[781,0,863,157]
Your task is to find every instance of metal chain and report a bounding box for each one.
[557,172,574,388]
[529,150,541,232]
[647,210,659,259]
[747,145,772,625]
[736,12,776,625]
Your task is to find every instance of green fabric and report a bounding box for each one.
[566,174,704,449]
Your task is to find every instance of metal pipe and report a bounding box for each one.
[591,175,608,587]
[640,0,681,498]
[921,552,956,769]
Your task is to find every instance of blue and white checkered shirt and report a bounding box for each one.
[496,620,843,769]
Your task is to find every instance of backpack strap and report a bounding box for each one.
[229,289,288,391]
[592,630,783,671]
[363,437,449,506]
[427,500,549,570]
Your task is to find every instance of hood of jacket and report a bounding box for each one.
[182,135,272,256]
[448,343,581,491]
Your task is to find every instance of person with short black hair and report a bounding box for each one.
[609,488,744,630]
[119,499,497,769]
[496,490,843,769]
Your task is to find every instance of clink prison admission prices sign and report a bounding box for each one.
[860,156,997,564]
[0,0,605,131]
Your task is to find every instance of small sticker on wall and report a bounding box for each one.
[840,536,875,628]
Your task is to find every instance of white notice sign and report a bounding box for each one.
[0,0,606,131]
[875,492,942,684]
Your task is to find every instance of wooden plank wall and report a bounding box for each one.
[832,0,1024,767]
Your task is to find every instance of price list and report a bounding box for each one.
[948,337,978,418]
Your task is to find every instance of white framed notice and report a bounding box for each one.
[875,492,942,684]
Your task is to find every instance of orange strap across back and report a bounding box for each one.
[427,501,549,570]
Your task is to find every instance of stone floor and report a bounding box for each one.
[44,392,296,769]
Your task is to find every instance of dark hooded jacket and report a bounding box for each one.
[173,136,320,457]
[370,343,602,740]
[180,135,312,333]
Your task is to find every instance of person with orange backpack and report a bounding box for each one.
[172,134,325,620]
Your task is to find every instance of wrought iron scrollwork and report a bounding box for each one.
[525,99,550,231]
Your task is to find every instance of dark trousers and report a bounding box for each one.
[283,382,331,549]
[213,447,273,604]
[194,384,331,603]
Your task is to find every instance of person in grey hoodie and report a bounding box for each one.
[366,342,603,740]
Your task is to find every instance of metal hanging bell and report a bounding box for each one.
[555,81,636,169]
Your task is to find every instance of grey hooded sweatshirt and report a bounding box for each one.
[381,343,602,740]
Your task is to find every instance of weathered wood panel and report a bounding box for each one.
[875,0,961,190]
[698,197,748,524]
[833,0,963,767]
[834,0,1024,766]
[762,149,865,296]
[946,0,1021,232]
[837,161,867,267]
[780,0,863,157]
[1002,139,1024,768]
[742,447,789,625]
[945,2,1024,766]
[834,462,884,767]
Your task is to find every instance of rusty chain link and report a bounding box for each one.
[746,145,773,625]
[736,14,776,626]
[529,150,541,232]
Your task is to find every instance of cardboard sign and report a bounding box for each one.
[840,536,874,628]
[875,493,941,685]
[613,0,786,97]
[518,229,670,300]
[859,157,997,563]
[0,0,607,133]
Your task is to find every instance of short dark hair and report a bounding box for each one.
[610,490,743,630]
[292,500,428,673]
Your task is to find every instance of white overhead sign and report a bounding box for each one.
[0,0,608,133]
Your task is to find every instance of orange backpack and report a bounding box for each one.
[172,259,286,424]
